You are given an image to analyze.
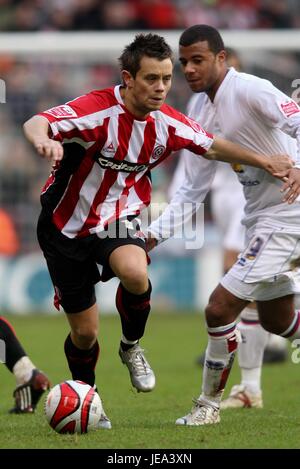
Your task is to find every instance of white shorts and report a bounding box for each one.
[221,223,300,301]
[211,187,245,252]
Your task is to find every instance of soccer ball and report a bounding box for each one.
[45,380,102,434]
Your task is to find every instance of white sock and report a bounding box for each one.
[241,367,262,395]
[121,335,138,346]
[200,321,240,407]
[12,356,35,385]
[266,333,287,351]
[237,307,269,394]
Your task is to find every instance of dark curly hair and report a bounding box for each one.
[179,25,225,55]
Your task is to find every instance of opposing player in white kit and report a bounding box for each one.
[168,46,288,410]
[147,25,300,425]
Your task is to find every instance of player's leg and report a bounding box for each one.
[109,243,155,392]
[0,316,50,413]
[257,294,300,341]
[52,273,111,429]
[176,284,247,425]
[221,303,267,409]
[64,303,100,387]
[37,216,110,428]
[219,212,269,406]
[264,333,288,363]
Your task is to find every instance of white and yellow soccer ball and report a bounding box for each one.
[45,380,102,434]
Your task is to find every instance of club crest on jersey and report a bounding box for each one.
[44,105,78,119]
[152,145,166,160]
[280,100,300,118]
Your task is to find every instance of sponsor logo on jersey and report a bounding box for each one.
[44,105,78,119]
[151,145,166,160]
[96,155,149,173]
[280,100,300,118]
[240,179,260,186]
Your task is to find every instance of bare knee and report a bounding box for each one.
[71,324,98,349]
[205,285,246,327]
[205,301,229,327]
[257,297,295,335]
[120,266,149,294]
[259,317,284,335]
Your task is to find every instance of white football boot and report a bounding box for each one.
[119,343,155,392]
[98,407,112,430]
[220,384,263,409]
[176,398,220,426]
[92,386,112,429]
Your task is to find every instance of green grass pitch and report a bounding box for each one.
[0,312,300,449]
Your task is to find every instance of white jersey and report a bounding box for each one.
[148,67,300,242]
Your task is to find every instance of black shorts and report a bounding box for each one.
[37,212,147,314]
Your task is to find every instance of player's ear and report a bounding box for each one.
[122,70,134,89]
[217,50,226,65]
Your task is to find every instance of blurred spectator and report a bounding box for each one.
[133,0,181,29]
[258,0,293,29]
[1,0,299,31]
[102,0,143,30]
[0,208,19,255]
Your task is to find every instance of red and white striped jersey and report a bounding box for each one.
[38,85,214,238]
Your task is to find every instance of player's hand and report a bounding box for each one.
[145,236,158,252]
[34,138,64,164]
[280,168,300,204]
[267,154,294,179]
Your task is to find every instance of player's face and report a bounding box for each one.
[179,41,226,95]
[122,56,173,118]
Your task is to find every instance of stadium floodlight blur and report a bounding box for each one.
[0,29,300,313]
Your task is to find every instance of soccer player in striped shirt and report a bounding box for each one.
[23,33,292,429]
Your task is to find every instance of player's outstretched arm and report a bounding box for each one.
[205,136,293,177]
[23,116,64,164]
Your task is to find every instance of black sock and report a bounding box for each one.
[64,334,99,387]
[116,280,152,343]
[0,317,26,372]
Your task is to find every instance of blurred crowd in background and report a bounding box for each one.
[0,0,300,31]
[0,0,300,255]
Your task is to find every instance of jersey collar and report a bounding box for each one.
[114,84,125,105]
[213,67,236,105]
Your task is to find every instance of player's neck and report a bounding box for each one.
[206,67,229,103]
[119,86,149,120]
